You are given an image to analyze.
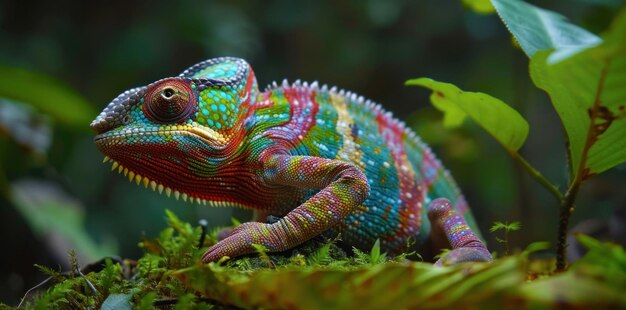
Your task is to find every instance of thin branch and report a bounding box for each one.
[508,150,563,202]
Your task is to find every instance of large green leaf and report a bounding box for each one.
[491,0,602,63]
[405,78,529,152]
[530,9,626,178]
[0,65,96,129]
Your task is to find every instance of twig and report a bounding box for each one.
[17,256,123,308]
[17,277,53,308]
[75,265,98,295]
[508,150,563,202]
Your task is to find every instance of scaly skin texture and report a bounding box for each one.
[91,57,492,265]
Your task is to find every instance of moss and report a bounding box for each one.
[14,210,626,309]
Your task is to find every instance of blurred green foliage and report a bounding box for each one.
[410,2,626,269]
[0,66,96,129]
[1,0,625,306]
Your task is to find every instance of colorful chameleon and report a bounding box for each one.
[90,57,492,265]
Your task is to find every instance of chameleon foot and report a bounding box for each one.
[202,221,288,263]
[427,198,492,266]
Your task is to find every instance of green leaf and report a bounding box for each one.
[462,0,495,14]
[0,65,97,129]
[523,241,551,254]
[491,0,602,63]
[490,221,521,232]
[307,242,332,265]
[135,292,157,310]
[530,10,626,179]
[370,239,382,264]
[406,78,529,152]
[101,294,132,310]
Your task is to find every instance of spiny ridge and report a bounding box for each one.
[264,79,429,152]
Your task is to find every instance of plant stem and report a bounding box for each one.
[556,183,580,271]
[508,151,563,202]
[504,229,509,256]
[555,61,609,272]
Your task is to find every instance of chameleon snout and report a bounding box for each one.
[90,86,146,134]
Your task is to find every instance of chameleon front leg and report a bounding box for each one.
[202,154,369,262]
[215,210,273,241]
[427,198,492,266]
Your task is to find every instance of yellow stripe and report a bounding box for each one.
[329,92,364,169]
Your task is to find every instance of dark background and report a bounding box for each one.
[1,0,624,305]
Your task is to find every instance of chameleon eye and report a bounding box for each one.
[143,78,196,123]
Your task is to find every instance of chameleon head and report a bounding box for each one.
[90,57,258,204]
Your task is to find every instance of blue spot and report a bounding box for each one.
[211,104,218,111]
[215,122,222,129]
[202,108,209,116]
[219,104,227,112]
[208,119,214,126]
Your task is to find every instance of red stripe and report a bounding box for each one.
[266,86,319,146]
[376,113,422,241]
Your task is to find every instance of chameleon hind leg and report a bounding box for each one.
[427,198,492,266]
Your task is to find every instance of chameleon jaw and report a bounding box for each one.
[102,155,247,208]
[93,123,228,149]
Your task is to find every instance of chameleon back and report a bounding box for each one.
[257,81,477,253]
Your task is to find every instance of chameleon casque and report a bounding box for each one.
[90,57,492,265]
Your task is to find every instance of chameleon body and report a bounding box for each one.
[91,57,491,265]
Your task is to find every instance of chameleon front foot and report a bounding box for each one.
[427,198,492,266]
[202,222,286,262]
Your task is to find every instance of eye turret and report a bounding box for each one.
[143,78,196,123]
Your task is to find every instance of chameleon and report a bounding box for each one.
[90,57,492,265]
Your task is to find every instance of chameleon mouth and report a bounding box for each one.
[93,125,227,147]
[102,156,245,208]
